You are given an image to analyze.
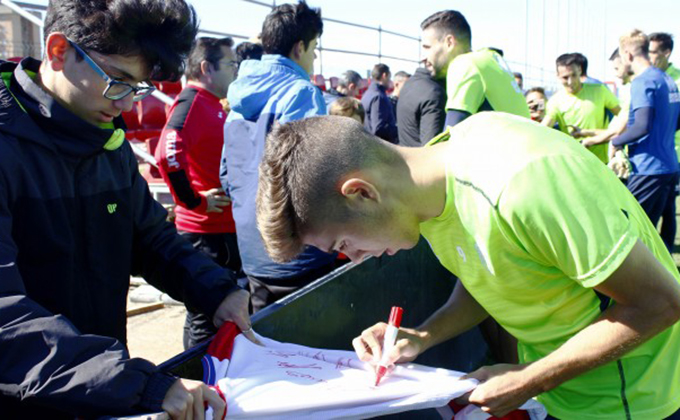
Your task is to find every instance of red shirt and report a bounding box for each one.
[156,85,235,233]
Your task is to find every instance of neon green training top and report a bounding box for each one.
[420,112,680,419]
[665,64,680,161]
[445,49,530,118]
[546,83,620,164]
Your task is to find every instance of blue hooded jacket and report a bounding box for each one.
[220,55,336,279]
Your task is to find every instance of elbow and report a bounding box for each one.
[656,295,680,330]
[668,297,680,326]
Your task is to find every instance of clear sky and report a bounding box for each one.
[17,0,680,90]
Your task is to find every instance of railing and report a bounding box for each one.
[2,0,560,91]
[239,0,422,75]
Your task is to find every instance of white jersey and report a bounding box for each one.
[202,323,546,419]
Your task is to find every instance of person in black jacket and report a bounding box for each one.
[396,67,446,147]
[361,63,398,143]
[0,1,252,419]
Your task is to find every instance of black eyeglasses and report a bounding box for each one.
[68,40,155,102]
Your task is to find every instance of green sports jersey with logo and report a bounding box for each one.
[445,49,530,118]
[665,64,680,161]
[420,112,680,419]
[546,83,620,164]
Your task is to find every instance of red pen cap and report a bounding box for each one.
[388,306,403,327]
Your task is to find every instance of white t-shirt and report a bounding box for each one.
[202,323,546,419]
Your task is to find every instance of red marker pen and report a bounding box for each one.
[374,306,403,386]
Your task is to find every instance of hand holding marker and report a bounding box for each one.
[374,306,403,386]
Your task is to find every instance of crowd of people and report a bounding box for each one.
[1,0,680,419]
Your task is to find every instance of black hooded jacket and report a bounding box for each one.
[0,58,239,418]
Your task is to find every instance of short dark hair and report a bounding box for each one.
[257,116,402,262]
[525,86,545,97]
[261,1,323,57]
[235,42,264,65]
[650,32,674,52]
[393,71,411,80]
[555,53,580,70]
[609,48,620,61]
[513,72,523,81]
[44,0,198,81]
[420,10,471,49]
[338,70,361,87]
[570,52,588,76]
[185,37,234,80]
[371,63,390,81]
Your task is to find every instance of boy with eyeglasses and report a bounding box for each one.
[0,1,252,419]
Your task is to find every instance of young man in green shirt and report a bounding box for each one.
[255,113,680,419]
[571,48,633,160]
[420,10,529,129]
[543,53,621,164]
[649,32,680,89]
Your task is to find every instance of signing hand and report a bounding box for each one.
[454,363,539,418]
[200,188,231,213]
[162,378,225,420]
[352,323,427,369]
[213,288,261,345]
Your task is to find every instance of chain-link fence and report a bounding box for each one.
[0,39,40,60]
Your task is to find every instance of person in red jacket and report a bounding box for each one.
[156,37,241,349]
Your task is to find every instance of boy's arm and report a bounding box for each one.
[459,240,680,416]
[352,279,488,365]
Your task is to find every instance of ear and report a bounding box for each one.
[200,60,213,78]
[444,34,456,50]
[44,32,70,72]
[340,178,381,206]
[292,40,305,60]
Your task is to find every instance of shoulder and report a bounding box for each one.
[448,52,476,72]
[284,78,321,98]
[547,90,566,104]
[165,87,201,130]
[633,70,660,90]
[408,76,443,96]
[278,82,326,120]
[590,83,614,97]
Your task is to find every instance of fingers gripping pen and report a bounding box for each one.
[375,306,403,386]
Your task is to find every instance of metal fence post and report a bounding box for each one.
[378,25,382,62]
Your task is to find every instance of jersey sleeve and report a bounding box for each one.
[156,128,206,212]
[630,77,656,112]
[497,155,638,288]
[545,95,560,121]
[601,85,620,111]
[445,56,485,114]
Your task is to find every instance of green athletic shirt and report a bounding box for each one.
[420,112,680,419]
[665,64,680,161]
[546,83,619,164]
[445,49,530,118]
